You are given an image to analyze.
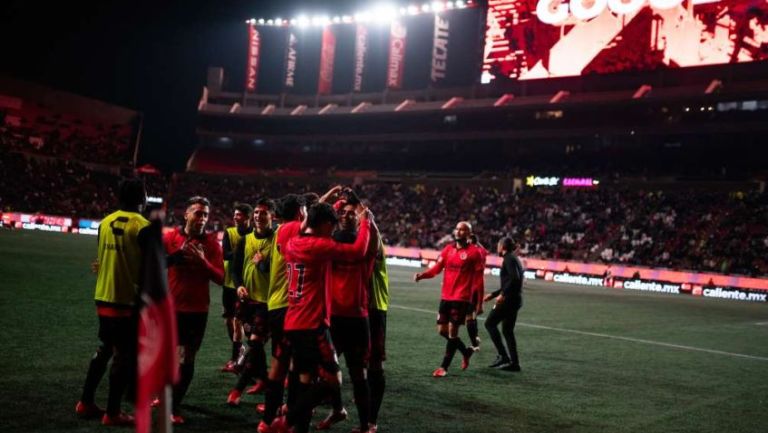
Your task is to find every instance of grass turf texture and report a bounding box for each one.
[1,229,767,433]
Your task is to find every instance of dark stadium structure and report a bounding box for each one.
[2,1,768,285]
[194,61,768,182]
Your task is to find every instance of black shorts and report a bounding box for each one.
[285,327,340,377]
[330,316,370,369]
[436,300,470,326]
[368,309,387,364]
[470,291,482,312]
[176,312,208,353]
[97,314,137,355]
[221,287,238,318]
[236,300,269,341]
[268,307,287,358]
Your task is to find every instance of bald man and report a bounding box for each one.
[414,221,485,377]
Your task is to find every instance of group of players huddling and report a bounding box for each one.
[75,179,524,433]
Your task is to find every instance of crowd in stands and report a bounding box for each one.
[0,151,120,218]
[168,174,768,277]
[1,106,134,166]
[1,156,766,277]
[0,150,168,218]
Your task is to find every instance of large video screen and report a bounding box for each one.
[482,0,768,82]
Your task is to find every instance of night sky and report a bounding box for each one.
[0,0,392,172]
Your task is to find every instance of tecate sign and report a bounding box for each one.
[536,0,722,25]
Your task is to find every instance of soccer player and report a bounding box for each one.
[316,196,379,433]
[221,203,254,373]
[76,178,149,426]
[271,201,373,433]
[414,221,484,377]
[163,196,224,424]
[483,237,524,371]
[466,234,488,351]
[227,198,275,406]
[367,233,389,433]
[259,193,307,432]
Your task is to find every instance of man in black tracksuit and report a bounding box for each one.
[483,237,523,371]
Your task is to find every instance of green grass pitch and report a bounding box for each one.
[1,229,767,432]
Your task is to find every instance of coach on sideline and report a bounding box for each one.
[483,237,523,372]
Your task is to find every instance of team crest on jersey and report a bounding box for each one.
[460,252,468,260]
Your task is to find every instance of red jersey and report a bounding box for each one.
[473,245,488,301]
[283,218,371,331]
[275,221,303,262]
[329,229,378,318]
[421,243,484,302]
[163,227,224,313]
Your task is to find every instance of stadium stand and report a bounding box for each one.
[0,77,138,167]
[165,173,768,277]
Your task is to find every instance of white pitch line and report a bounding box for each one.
[755,321,768,326]
[390,304,768,362]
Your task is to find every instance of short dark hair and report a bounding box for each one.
[499,237,515,252]
[186,196,210,209]
[306,203,338,229]
[275,194,305,221]
[118,178,146,208]
[303,192,320,207]
[254,197,275,211]
[234,202,253,216]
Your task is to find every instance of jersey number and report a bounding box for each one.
[286,263,306,298]
[110,216,130,236]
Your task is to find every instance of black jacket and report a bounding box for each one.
[490,252,523,307]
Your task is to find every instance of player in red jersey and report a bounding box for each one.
[414,221,484,377]
[259,194,307,432]
[163,196,224,424]
[271,200,372,433]
[466,234,488,351]
[316,194,379,433]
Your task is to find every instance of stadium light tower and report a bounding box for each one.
[371,3,397,24]
[312,15,330,26]
[354,11,372,23]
